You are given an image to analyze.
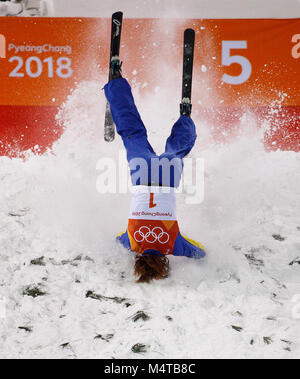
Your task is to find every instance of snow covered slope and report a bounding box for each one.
[1,79,300,359]
[0,0,300,359]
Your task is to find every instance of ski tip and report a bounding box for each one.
[185,28,195,36]
[112,11,123,18]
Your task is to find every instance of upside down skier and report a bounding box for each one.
[104,54,206,283]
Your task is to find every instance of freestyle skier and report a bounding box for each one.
[104,26,206,283]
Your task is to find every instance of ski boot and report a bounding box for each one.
[110,55,123,80]
[180,97,192,116]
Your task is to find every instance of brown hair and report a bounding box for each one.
[134,255,169,283]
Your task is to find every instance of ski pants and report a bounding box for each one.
[104,78,197,188]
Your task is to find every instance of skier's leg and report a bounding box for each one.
[104,78,157,185]
[163,115,197,159]
[158,116,197,187]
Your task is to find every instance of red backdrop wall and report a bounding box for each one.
[0,17,299,156]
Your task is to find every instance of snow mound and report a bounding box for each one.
[0,79,299,358]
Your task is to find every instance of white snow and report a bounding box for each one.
[0,0,52,17]
[0,1,22,16]
[0,0,300,360]
[0,77,299,359]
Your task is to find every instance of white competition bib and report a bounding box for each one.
[129,186,177,221]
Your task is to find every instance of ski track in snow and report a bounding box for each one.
[0,77,299,359]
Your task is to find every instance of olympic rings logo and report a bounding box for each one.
[134,226,170,244]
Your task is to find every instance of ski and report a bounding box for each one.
[181,28,195,116]
[104,11,123,142]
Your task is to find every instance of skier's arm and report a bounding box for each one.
[116,230,131,250]
[173,233,206,259]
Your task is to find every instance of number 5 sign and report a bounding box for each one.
[222,41,252,85]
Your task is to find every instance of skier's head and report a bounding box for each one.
[134,254,169,283]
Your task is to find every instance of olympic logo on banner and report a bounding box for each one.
[134,226,170,244]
